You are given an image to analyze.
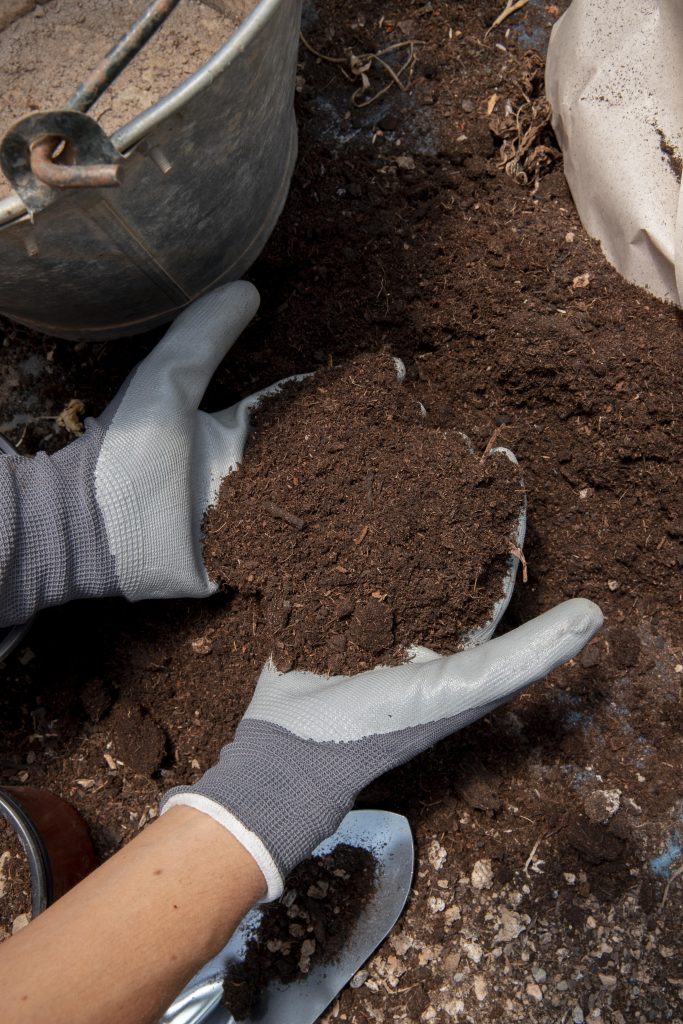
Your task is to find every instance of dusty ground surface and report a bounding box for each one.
[0,0,255,199]
[205,350,522,675]
[0,1,682,1022]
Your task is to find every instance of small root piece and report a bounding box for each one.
[353,525,369,546]
[300,33,423,109]
[660,862,683,910]
[510,545,528,583]
[263,502,306,532]
[485,0,530,38]
[480,425,507,462]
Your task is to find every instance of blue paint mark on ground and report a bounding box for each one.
[509,0,557,53]
[651,832,682,878]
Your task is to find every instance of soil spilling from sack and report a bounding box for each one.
[0,0,256,200]
[204,351,522,675]
[223,843,377,1021]
[0,817,32,938]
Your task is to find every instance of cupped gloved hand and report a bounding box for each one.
[162,598,603,900]
[0,281,274,628]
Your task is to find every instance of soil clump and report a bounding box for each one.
[0,0,256,199]
[205,351,522,675]
[223,843,377,1020]
[0,817,32,938]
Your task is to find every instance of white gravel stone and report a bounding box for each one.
[494,907,526,944]
[471,858,494,890]
[461,938,483,964]
[428,839,448,870]
[473,974,488,1001]
[11,913,30,934]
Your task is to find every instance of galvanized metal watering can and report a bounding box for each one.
[0,0,302,340]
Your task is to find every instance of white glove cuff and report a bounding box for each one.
[160,792,284,902]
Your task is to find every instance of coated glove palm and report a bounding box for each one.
[162,598,603,899]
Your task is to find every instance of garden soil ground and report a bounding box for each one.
[0,1,681,1022]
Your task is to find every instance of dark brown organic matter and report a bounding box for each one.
[204,352,522,675]
[223,844,377,1021]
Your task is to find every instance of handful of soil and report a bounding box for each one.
[223,844,377,1021]
[204,351,522,675]
[0,818,32,939]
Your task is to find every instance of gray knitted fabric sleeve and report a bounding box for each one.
[163,695,511,882]
[0,420,120,628]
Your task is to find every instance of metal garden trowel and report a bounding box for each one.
[162,809,414,1024]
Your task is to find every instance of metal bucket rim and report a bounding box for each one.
[0,0,279,228]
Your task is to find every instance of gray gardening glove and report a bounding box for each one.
[0,281,272,628]
[162,598,603,900]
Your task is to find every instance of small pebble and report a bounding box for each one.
[471,858,493,890]
[473,975,487,1001]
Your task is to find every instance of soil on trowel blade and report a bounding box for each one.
[0,817,32,939]
[222,843,377,1021]
[204,351,522,675]
[0,0,256,199]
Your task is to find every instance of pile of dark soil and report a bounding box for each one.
[0,818,31,938]
[205,351,521,674]
[223,843,377,1020]
[0,1,682,1021]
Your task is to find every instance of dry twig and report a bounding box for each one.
[485,0,530,38]
[263,501,306,532]
[510,545,528,583]
[660,862,683,910]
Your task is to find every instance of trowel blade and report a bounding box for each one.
[162,809,414,1024]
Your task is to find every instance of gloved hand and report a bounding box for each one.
[161,598,603,900]
[0,282,272,628]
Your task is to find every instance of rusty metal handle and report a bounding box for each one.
[68,0,183,114]
[30,136,122,190]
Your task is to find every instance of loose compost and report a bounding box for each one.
[204,351,521,675]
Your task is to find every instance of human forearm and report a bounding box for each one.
[0,806,265,1024]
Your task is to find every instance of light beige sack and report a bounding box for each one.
[547,0,683,305]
